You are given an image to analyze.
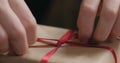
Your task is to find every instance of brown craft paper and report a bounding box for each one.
[0,25,120,63]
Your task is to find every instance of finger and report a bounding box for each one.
[77,0,100,43]
[110,7,120,40]
[0,1,28,55]
[0,25,9,53]
[97,0,103,16]
[9,0,37,45]
[93,0,120,42]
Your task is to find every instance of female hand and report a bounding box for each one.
[0,0,37,55]
[77,0,120,43]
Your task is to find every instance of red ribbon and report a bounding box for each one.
[35,30,117,63]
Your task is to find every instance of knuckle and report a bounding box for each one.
[81,4,96,16]
[0,0,7,9]
[24,20,37,32]
[10,28,26,40]
[102,9,118,20]
[0,0,7,2]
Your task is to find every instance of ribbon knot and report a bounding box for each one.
[57,30,74,46]
[35,30,117,63]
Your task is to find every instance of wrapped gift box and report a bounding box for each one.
[0,25,120,63]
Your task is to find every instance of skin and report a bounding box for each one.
[77,0,120,43]
[0,0,37,55]
[0,0,120,55]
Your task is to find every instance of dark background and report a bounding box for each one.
[25,0,82,29]
[25,0,51,24]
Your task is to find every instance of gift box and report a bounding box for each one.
[0,25,120,63]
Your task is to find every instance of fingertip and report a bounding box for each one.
[78,32,89,44]
[15,51,27,56]
[28,38,36,46]
[93,35,107,42]
[26,23,37,46]
[13,47,28,56]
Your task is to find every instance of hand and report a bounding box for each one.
[77,0,120,43]
[0,0,37,55]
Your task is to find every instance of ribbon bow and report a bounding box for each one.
[34,30,117,63]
